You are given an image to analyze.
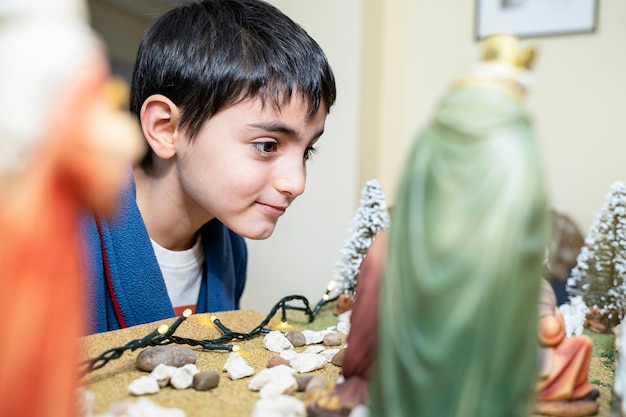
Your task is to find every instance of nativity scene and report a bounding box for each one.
[0,1,622,417]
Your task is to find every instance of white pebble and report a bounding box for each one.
[119,397,186,417]
[300,330,325,344]
[150,364,178,388]
[337,321,350,335]
[290,353,327,373]
[249,365,296,391]
[319,348,340,363]
[252,395,306,417]
[279,350,298,361]
[303,346,325,354]
[259,373,298,398]
[170,364,199,389]
[349,404,370,417]
[76,387,95,417]
[128,376,160,395]
[337,310,351,323]
[223,352,254,380]
[263,331,294,353]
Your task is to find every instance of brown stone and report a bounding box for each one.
[135,345,197,372]
[285,331,306,347]
[295,375,313,391]
[192,370,220,391]
[323,332,342,346]
[267,356,290,368]
[331,348,346,367]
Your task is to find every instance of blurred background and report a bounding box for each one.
[87,0,626,312]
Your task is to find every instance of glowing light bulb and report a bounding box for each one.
[158,324,169,334]
[232,345,240,352]
[183,308,192,318]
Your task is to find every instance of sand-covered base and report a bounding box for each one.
[81,305,617,417]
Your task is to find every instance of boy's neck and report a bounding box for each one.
[133,165,211,251]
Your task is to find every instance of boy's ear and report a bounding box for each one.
[140,94,180,160]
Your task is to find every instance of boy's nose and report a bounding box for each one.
[274,163,306,198]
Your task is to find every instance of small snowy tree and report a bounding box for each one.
[558,296,588,337]
[566,181,626,330]
[614,324,626,414]
[326,179,390,298]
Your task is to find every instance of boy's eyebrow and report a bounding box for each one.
[248,122,324,142]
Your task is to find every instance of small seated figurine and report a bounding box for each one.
[534,278,599,416]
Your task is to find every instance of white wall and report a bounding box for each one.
[362,0,626,235]
[531,1,626,231]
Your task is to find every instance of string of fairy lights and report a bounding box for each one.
[82,181,386,373]
[82,294,328,373]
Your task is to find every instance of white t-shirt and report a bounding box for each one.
[150,235,204,315]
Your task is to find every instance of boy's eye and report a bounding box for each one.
[304,145,317,161]
[253,141,278,155]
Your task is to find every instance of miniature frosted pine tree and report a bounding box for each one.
[327,179,390,299]
[566,181,626,332]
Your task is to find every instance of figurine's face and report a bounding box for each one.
[55,54,145,216]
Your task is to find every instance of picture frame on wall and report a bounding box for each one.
[475,0,599,40]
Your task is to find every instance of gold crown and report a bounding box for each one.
[479,33,536,70]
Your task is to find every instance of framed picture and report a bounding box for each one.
[475,0,599,40]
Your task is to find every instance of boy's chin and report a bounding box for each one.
[237,225,276,240]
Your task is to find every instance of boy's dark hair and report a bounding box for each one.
[130,0,336,167]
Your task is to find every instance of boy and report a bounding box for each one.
[81,0,336,333]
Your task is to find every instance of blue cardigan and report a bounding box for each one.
[80,180,247,334]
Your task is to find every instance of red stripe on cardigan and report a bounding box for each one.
[95,215,127,328]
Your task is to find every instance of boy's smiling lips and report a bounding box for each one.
[257,201,288,216]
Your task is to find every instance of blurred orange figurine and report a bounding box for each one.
[535,278,599,416]
[0,1,144,416]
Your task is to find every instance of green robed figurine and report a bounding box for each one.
[369,34,550,417]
